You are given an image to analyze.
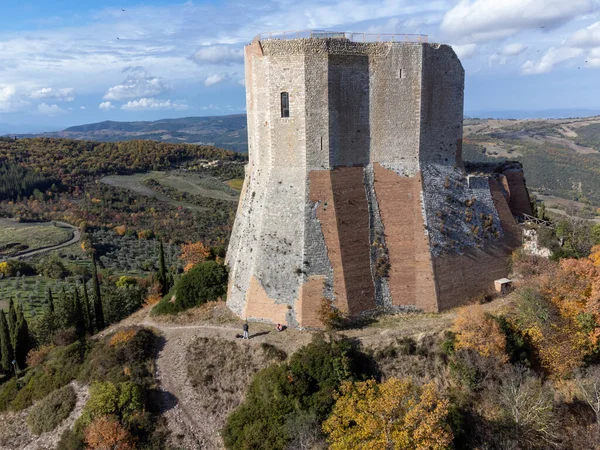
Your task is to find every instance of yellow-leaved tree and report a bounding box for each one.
[180,242,211,272]
[322,378,453,450]
[453,304,509,363]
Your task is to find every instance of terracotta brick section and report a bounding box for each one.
[243,276,289,323]
[373,164,438,312]
[432,179,522,310]
[309,168,376,315]
[297,276,327,328]
[504,170,533,216]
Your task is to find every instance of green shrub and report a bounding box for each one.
[27,385,77,434]
[151,296,180,315]
[9,340,86,411]
[223,335,367,450]
[152,261,228,315]
[36,254,70,279]
[79,381,144,428]
[79,327,157,387]
[0,378,18,411]
[57,426,84,450]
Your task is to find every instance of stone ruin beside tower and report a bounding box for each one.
[225,31,531,328]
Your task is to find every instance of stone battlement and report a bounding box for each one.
[254,30,429,43]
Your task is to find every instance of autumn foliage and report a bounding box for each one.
[109,329,137,347]
[84,416,135,450]
[180,241,211,272]
[323,378,453,450]
[453,304,509,363]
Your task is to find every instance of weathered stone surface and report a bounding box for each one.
[226,36,529,327]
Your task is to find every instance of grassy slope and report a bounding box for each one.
[463,119,600,207]
[0,222,73,257]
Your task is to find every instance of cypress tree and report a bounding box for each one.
[91,255,105,330]
[158,240,167,295]
[14,303,31,369]
[0,311,14,372]
[81,278,92,333]
[7,299,17,346]
[72,286,86,337]
[47,287,54,313]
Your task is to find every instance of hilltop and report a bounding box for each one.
[6,113,600,212]
[12,115,249,153]
[463,115,600,212]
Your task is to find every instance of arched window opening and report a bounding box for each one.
[280,92,290,118]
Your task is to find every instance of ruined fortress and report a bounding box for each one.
[225,32,531,328]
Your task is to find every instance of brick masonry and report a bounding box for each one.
[226,37,530,327]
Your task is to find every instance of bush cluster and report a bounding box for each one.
[223,335,369,450]
[27,384,77,435]
[153,260,228,315]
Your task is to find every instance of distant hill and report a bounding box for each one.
[13,115,249,153]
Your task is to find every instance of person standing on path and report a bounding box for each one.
[243,322,249,340]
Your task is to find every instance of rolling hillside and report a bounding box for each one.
[8,114,600,209]
[13,115,249,152]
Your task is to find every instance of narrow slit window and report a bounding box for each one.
[280,92,290,118]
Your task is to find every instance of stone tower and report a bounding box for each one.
[226,32,530,328]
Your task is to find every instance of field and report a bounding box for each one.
[101,170,239,211]
[0,220,73,257]
[0,227,182,315]
[225,178,244,190]
[0,276,72,317]
[463,116,600,210]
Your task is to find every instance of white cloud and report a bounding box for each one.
[502,43,528,56]
[489,43,529,66]
[191,45,244,65]
[0,85,29,112]
[0,86,17,112]
[99,101,114,111]
[452,44,477,59]
[441,0,595,42]
[104,67,167,101]
[30,87,75,101]
[80,106,86,110]
[120,98,188,111]
[521,47,583,74]
[570,21,600,47]
[204,74,226,87]
[37,103,66,115]
[587,47,600,66]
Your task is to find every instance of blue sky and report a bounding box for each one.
[1,0,600,132]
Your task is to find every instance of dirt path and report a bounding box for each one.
[13,222,81,260]
[104,296,512,450]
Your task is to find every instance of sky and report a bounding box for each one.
[1,0,600,132]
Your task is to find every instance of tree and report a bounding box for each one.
[0,311,14,372]
[592,224,600,246]
[453,304,509,363]
[322,378,453,450]
[7,298,17,346]
[157,239,168,295]
[72,285,86,337]
[81,278,92,333]
[13,302,32,369]
[576,367,600,436]
[47,287,54,313]
[179,241,211,272]
[492,366,557,448]
[91,255,104,331]
[84,416,135,450]
[174,261,228,311]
